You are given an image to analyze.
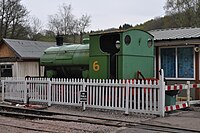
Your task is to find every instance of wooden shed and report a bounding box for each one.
[0,38,55,78]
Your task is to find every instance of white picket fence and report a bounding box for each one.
[1,70,165,117]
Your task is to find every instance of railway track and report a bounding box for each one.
[0,120,96,133]
[0,122,59,133]
[0,104,199,133]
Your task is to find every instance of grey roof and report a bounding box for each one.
[149,27,200,41]
[3,38,55,59]
[2,27,200,59]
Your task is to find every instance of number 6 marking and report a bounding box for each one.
[93,61,100,71]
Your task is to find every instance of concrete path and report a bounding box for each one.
[145,110,200,131]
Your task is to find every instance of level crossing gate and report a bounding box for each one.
[165,81,200,112]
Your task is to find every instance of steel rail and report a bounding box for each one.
[0,122,59,133]
[0,121,94,133]
[0,105,199,133]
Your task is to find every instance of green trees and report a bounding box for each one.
[134,0,200,30]
[164,0,200,27]
[0,0,29,39]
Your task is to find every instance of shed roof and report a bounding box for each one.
[149,27,200,41]
[2,38,55,59]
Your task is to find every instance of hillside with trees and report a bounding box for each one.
[134,0,200,31]
[0,0,199,42]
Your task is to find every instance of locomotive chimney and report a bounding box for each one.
[56,34,63,46]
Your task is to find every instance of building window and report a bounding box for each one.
[0,64,13,77]
[160,47,194,79]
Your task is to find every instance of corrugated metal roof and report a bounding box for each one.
[149,27,200,41]
[3,39,55,59]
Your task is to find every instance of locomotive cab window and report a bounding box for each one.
[100,34,120,54]
[124,35,131,45]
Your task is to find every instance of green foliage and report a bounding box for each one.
[0,0,29,40]
[134,0,200,31]
[119,23,133,30]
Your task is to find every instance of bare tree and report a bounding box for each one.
[48,14,63,35]
[48,3,91,43]
[77,14,91,43]
[48,3,74,36]
[29,16,43,40]
[30,17,42,34]
[0,0,29,39]
[59,4,74,35]
[68,19,79,43]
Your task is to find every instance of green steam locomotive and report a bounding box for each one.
[40,29,154,79]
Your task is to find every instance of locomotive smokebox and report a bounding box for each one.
[56,34,63,46]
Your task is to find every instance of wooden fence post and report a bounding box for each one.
[24,80,27,104]
[48,78,52,106]
[159,69,165,117]
[82,79,86,111]
[186,81,191,107]
[125,80,129,115]
[2,80,4,102]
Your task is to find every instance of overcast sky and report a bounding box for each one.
[21,0,166,31]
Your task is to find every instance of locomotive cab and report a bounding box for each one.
[89,29,154,79]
